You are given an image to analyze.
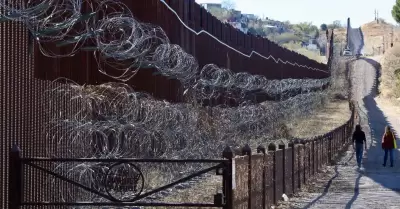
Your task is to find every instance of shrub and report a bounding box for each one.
[380,44,400,98]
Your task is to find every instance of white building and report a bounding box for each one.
[228,22,248,33]
[197,0,222,10]
[199,3,222,10]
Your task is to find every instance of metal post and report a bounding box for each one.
[268,143,277,205]
[279,143,286,194]
[289,142,295,193]
[243,144,252,209]
[9,144,22,209]
[257,145,266,209]
[329,133,333,162]
[222,146,235,209]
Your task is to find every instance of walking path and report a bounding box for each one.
[284,58,400,209]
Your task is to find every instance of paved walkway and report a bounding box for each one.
[286,58,400,209]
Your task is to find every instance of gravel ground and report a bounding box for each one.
[281,57,400,209]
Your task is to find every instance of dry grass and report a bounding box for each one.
[143,175,222,209]
[360,21,400,56]
[285,99,351,139]
[332,28,347,43]
[379,44,400,99]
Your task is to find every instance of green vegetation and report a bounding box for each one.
[282,42,326,63]
[206,6,345,63]
[320,24,328,31]
[221,0,235,10]
[392,0,400,23]
[380,45,400,98]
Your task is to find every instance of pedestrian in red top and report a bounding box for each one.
[382,126,396,167]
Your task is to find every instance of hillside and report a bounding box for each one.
[360,20,400,56]
[206,7,342,63]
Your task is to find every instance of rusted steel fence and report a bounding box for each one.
[0,21,84,208]
[230,102,356,209]
[34,0,334,103]
[1,1,338,208]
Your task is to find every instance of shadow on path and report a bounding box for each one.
[301,166,339,209]
[345,173,362,209]
[345,57,400,208]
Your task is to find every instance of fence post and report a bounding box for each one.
[342,125,345,146]
[289,142,295,194]
[329,133,333,163]
[268,143,277,205]
[9,144,22,209]
[243,144,252,209]
[311,138,315,175]
[257,145,266,209]
[222,146,235,209]
[300,140,306,189]
[279,142,286,195]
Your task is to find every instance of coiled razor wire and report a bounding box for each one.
[42,79,328,203]
[1,0,328,84]
[0,0,334,204]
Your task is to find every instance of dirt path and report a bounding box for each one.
[284,58,400,209]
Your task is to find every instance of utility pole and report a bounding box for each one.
[377,10,380,23]
[375,9,380,23]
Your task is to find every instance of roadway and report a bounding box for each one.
[285,27,400,209]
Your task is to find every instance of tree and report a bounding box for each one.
[221,0,235,10]
[327,20,343,29]
[392,0,400,23]
[247,27,257,35]
[332,20,342,28]
[320,23,328,31]
[208,7,232,21]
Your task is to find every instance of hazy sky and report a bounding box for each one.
[195,0,397,27]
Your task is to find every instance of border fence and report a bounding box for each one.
[231,102,355,209]
[2,1,338,208]
[34,0,334,103]
[8,103,356,209]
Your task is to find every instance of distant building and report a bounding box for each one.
[228,22,248,33]
[243,14,257,20]
[199,3,222,10]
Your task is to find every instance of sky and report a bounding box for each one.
[195,0,397,27]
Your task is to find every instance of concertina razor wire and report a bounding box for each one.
[1,0,333,203]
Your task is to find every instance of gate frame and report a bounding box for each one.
[9,145,235,208]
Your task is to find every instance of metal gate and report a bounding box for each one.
[9,145,235,208]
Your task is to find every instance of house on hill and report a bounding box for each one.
[198,0,222,10]
[199,3,222,10]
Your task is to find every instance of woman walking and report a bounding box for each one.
[353,125,367,168]
[382,126,397,167]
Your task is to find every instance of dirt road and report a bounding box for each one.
[285,58,400,209]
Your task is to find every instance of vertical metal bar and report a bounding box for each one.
[9,145,22,209]
[281,145,286,195]
[292,144,295,193]
[222,146,234,209]
[262,152,266,209]
[243,145,251,209]
[273,151,277,204]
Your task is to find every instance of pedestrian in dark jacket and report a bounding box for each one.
[382,126,396,167]
[353,125,367,168]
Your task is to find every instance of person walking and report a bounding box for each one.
[353,125,367,168]
[382,126,397,167]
